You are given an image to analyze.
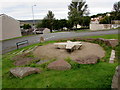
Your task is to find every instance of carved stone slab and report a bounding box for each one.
[10,67,41,78]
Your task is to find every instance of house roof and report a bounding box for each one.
[0,14,19,22]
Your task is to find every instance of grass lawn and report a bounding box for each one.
[0,34,38,42]
[82,34,118,39]
[0,55,2,89]
[2,34,119,88]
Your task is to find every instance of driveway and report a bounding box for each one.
[0,29,118,54]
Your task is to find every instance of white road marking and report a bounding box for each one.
[45,36,55,40]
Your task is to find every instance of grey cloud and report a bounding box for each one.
[0,0,119,20]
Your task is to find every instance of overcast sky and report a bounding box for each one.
[0,0,119,20]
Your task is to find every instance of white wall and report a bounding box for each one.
[90,24,112,30]
[112,24,120,29]
[0,14,22,40]
[0,16,2,41]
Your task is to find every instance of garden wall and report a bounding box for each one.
[90,24,111,30]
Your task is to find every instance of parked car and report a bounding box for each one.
[33,29,43,34]
[33,28,50,34]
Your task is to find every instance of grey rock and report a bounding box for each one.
[47,60,71,70]
[36,60,50,65]
[112,66,120,89]
[14,57,39,66]
[75,55,99,64]
[10,67,41,78]
[96,38,118,47]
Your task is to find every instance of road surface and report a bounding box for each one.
[0,29,118,54]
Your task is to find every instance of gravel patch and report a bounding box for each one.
[33,42,105,60]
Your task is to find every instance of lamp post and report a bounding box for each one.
[32,5,36,29]
[106,13,111,24]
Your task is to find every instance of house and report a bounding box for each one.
[0,14,22,40]
[33,28,50,34]
[90,16,102,24]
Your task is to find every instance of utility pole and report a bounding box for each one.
[32,5,36,29]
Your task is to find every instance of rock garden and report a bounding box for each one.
[2,34,119,88]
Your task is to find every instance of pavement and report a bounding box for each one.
[0,29,118,54]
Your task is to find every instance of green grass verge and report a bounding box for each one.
[2,62,117,88]
[82,34,119,39]
[2,34,119,88]
[0,55,2,89]
[0,34,37,42]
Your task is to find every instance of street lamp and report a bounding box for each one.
[32,5,36,29]
[106,13,111,24]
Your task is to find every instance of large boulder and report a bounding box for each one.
[104,39,118,47]
[14,57,39,66]
[96,38,105,43]
[10,67,41,78]
[47,60,71,70]
[75,55,99,64]
[85,38,97,42]
[112,66,120,89]
[96,38,118,47]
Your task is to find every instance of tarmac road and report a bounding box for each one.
[0,29,118,54]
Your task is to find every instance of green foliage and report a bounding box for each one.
[53,19,68,30]
[100,16,111,24]
[113,1,120,13]
[113,1,120,20]
[68,1,89,28]
[65,57,80,69]
[45,11,55,20]
[80,16,91,26]
[83,34,118,39]
[40,19,54,32]
[22,24,31,29]
[91,13,107,18]
[114,42,120,63]
[40,10,55,32]
[37,18,73,31]
[36,22,42,28]
[29,63,36,67]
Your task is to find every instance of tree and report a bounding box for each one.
[42,10,55,32]
[81,16,90,26]
[53,19,72,30]
[113,1,120,20]
[22,24,31,29]
[45,11,55,20]
[113,1,120,12]
[66,20,74,29]
[36,22,42,28]
[59,19,67,29]
[99,16,111,24]
[68,0,89,28]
